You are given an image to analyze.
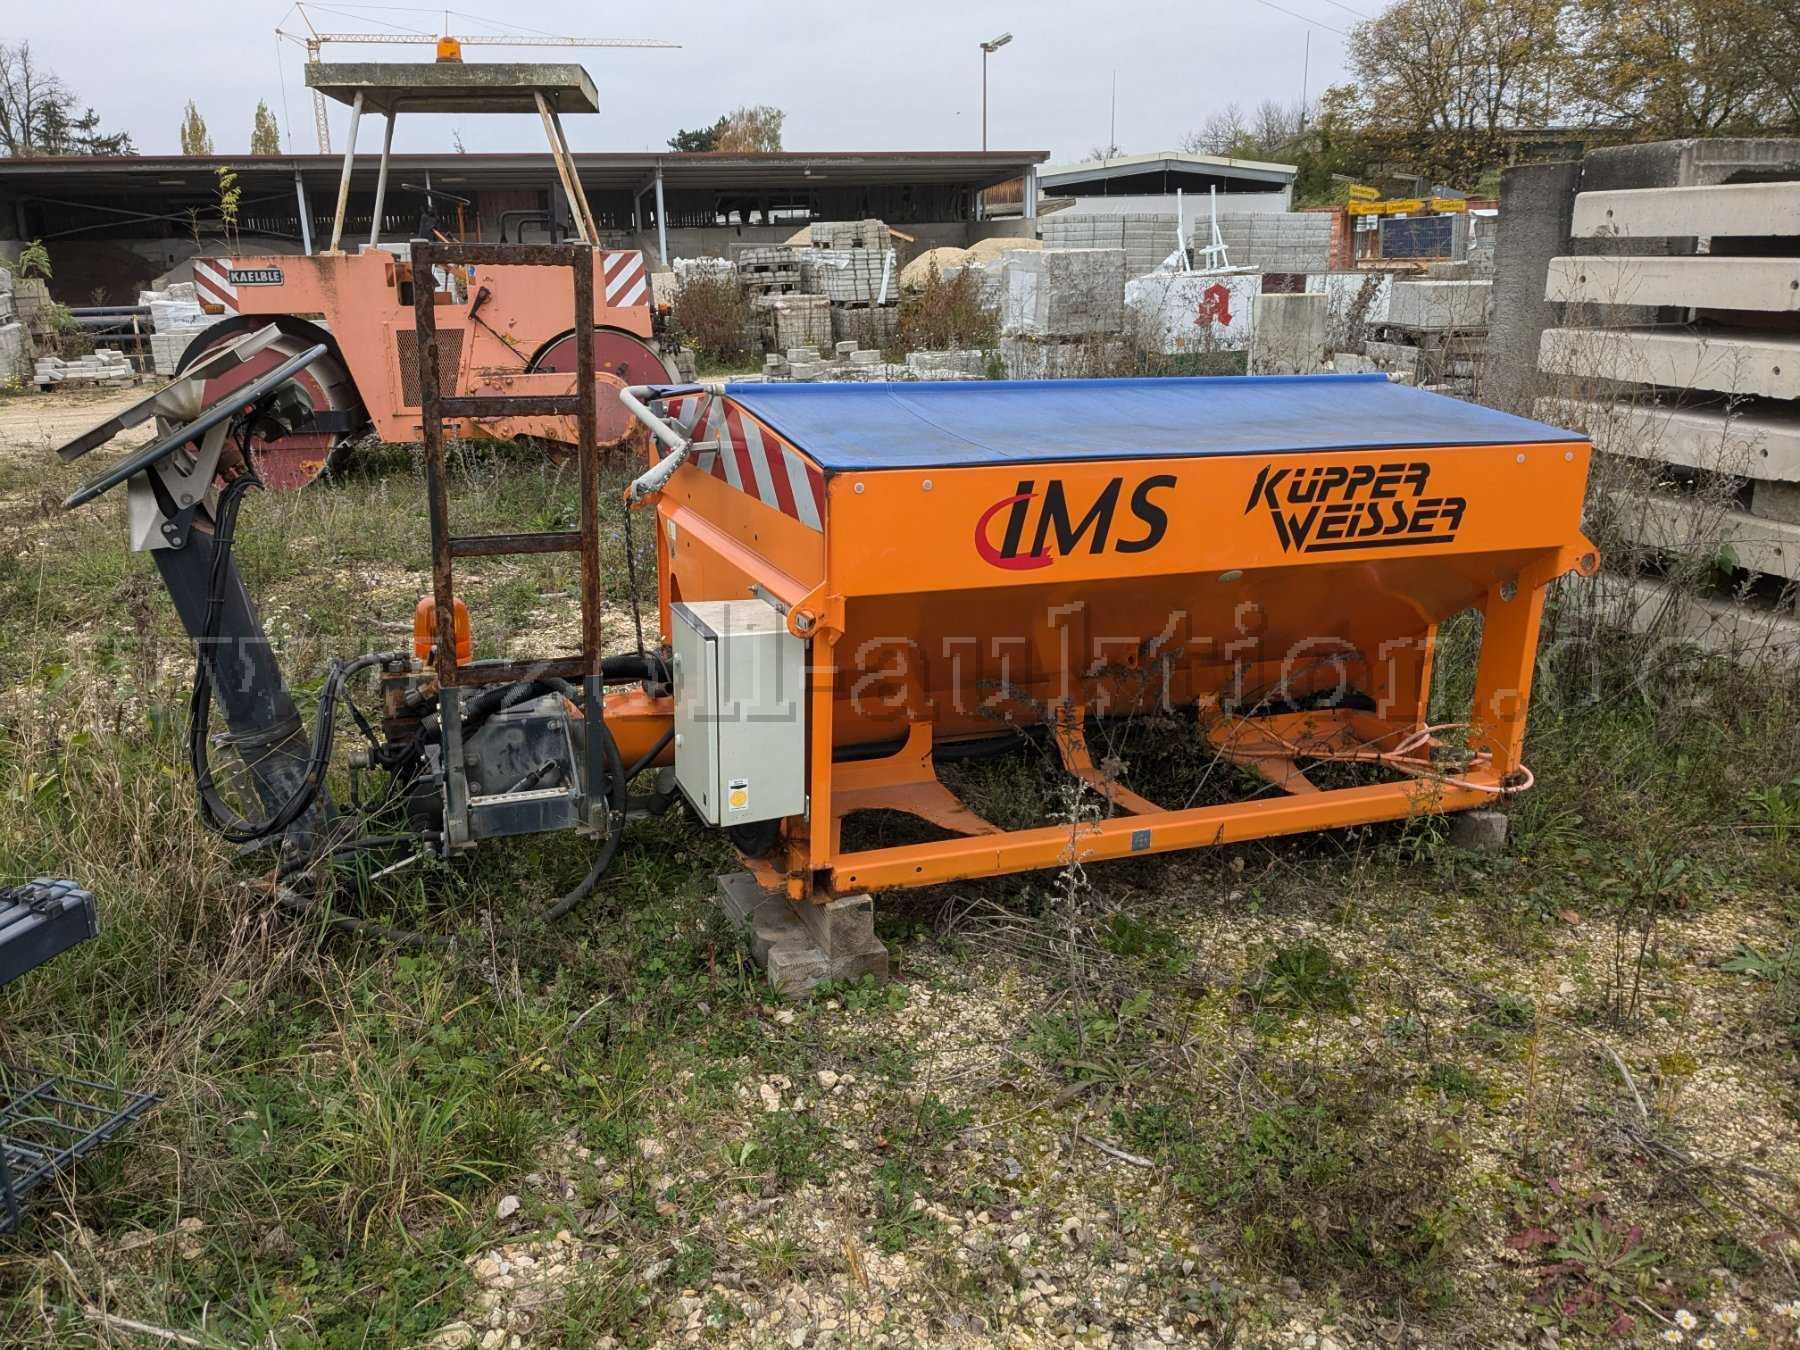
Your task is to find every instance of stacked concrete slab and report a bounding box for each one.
[138,281,209,375]
[1388,280,1493,330]
[752,293,831,353]
[1336,277,1495,397]
[0,265,30,385]
[35,347,133,389]
[1044,212,1332,275]
[1002,248,1126,338]
[1529,161,1800,653]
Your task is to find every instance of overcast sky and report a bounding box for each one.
[18,1,1357,163]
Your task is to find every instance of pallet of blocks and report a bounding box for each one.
[34,348,134,389]
[810,219,890,251]
[752,293,832,354]
[729,245,804,299]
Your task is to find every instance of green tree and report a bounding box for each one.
[1565,0,1786,136]
[250,99,279,154]
[180,100,213,156]
[1324,0,1568,182]
[667,117,725,152]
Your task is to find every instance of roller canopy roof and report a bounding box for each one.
[720,375,1586,471]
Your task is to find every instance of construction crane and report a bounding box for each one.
[276,3,677,152]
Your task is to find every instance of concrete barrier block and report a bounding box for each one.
[1388,280,1493,330]
[1250,292,1328,374]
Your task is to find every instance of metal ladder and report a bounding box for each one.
[410,239,606,847]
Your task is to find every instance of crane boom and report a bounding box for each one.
[304,32,677,48]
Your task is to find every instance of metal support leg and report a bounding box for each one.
[326,90,363,253]
[293,171,314,254]
[369,110,397,248]
[1469,581,1548,776]
[654,167,668,266]
[536,93,596,244]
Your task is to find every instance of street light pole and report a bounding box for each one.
[980,32,1012,151]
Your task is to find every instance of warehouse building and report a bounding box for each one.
[1038,150,1298,216]
[0,149,1046,301]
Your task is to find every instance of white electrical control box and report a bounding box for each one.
[670,599,807,827]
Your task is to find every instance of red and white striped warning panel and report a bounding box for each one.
[191,258,239,313]
[602,250,648,309]
[666,394,826,532]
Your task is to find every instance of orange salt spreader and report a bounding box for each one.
[619,373,1598,901]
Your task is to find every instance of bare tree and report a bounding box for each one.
[1179,102,1247,156]
[1087,142,1124,161]
[1250,99,1307,152]
[0,41,132,156]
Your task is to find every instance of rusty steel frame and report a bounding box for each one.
[412,239,606,840]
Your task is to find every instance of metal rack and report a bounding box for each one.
[0,880,157,1234]
[0,1066,157,1234]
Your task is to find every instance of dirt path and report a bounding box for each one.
[0,384,155,467]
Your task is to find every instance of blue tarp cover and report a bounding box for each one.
[721,375,1584,472]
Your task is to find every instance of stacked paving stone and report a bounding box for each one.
[751,293,832,353]
[807,221,899,348]
[906,349,987,377]
[810,219,890,251]
[0,265,32,385]
[35,347,134,389]
[1043,211,1332,275]
[10,275,51,327]
[816,249,898,305]
[1001,248,1126,339]
[139,281,210,375]
[730,245,805,299]
[672,256,739,292]
[830,304,899,349]
[757,339,905,382]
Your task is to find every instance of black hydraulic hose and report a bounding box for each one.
[453,656,667,744]
[624,727,673,783]
[542,711,628,923]
[189,474,404,845]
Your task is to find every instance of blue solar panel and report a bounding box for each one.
[719,375,1584,472]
